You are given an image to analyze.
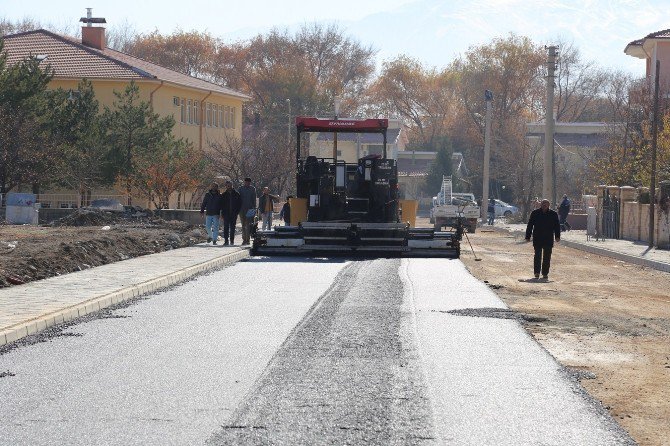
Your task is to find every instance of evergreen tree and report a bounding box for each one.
[423,140,453,195]
[0,38,54,197]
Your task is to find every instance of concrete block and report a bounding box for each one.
[0,332,6,346]
[25,321,38,335]
[54,313,64,324]
[99,296,112,309]
[4,329,20,344]
[85,302,100,314]
[36,318,47,331]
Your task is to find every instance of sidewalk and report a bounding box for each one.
[0,244,249,347]
[493,221,670,273]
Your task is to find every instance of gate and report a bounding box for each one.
[601,191,620,239]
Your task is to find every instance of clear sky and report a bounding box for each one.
[2,0,665,75]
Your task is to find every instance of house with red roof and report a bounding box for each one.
[2,13,250,208]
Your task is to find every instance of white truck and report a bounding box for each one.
[430,176,480,233]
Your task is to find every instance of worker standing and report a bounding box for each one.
[487,198,496,225]
[200,182,222,245]
[558,194,571,232]
[279,195,293,226]
[221,180,242,245]
[238,177,256,245]
[525,199,561,280]
[258,187,280,231]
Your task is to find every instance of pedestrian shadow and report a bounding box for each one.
[518,278,552,283]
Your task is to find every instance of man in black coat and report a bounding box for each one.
[221,180,242,245]
[525,199,561,280]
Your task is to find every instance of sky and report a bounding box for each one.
[2,0,666,75]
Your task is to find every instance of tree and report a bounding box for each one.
[44,79,110,202]
[206,129,294,197]
[368,56,460,151]
[0,38,55,197]
[424,143,454,195]
[101,82,176,203]
[553,40,607,122]
[130,137,207,209]
[124,30,217,78]
[452,34,545,207]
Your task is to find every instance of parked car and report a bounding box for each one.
[493,199,519,218]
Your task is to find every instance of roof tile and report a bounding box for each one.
[2,29,249,99]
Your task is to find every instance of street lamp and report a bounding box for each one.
[482,89,493,223]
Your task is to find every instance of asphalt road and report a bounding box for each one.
[0,257,634,445]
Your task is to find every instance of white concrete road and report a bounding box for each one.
[0,257,633,445]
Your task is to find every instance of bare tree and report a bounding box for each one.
[554,40,607,122]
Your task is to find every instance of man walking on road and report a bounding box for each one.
[221,180,242,245]
[200,182,222,245]
[258,187,280,231]
[238,177,256,245]
[558,194,572,232]
[525,199,561,280]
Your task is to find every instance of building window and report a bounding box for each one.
[231,107,236,129]
[173,96,180,107]
[219,105,224,128]
[187,99,193,124]
[180,98,186,124]
[193,101,199,125]
[206,103,212,127]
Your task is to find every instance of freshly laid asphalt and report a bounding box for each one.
[0,224,663,444]
[1,254,635,444]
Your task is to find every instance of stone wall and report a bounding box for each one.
[596,185,670,248]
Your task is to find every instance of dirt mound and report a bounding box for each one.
[51,209,119,227]
[0,224,208,287]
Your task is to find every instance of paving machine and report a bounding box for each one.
[251,117,461,257]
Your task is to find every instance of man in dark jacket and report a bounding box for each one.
[238,178,257,245]
[279,195,293,226]
[525,199,561,280]
[200,182,222,245]
[558,194,571,232]
[221,180,242,245]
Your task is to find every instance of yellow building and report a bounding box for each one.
[3,23,249,208]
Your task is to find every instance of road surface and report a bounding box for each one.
[0,257,633,445]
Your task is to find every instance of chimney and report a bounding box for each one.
[79,8,107,50]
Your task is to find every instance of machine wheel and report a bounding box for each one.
[504,210,512,217]
[467,223,477,233]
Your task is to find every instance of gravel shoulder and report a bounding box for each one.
[458,227,670,446]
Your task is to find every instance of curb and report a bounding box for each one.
[495,226,670,273]
[560,239,670,273]
[0,249,249,347]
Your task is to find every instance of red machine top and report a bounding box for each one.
[296,117,388,133]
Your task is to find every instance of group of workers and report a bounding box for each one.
[199,178,291,246]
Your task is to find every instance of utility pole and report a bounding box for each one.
[544,45,558,205]
[481,90,493,223]
[286,98,291,142]
[649,60,660,248]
